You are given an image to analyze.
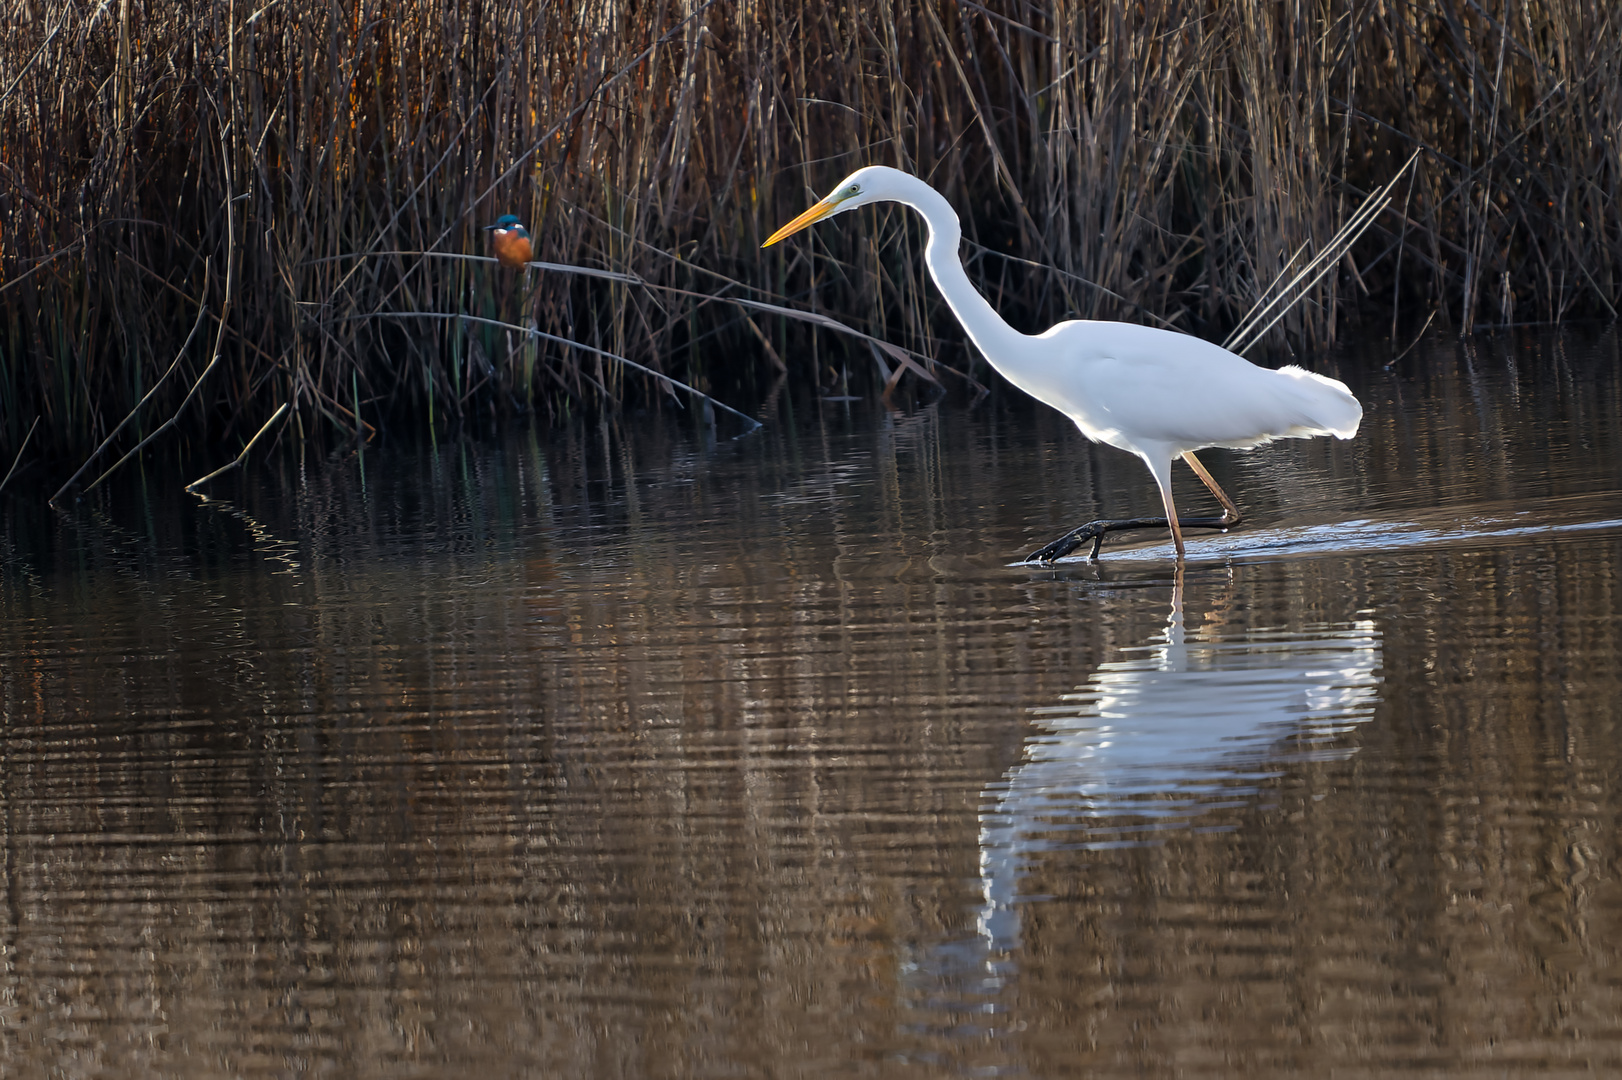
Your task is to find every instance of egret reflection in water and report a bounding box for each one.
[977,574,1382,952]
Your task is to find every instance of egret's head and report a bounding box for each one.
[763,166,903,247]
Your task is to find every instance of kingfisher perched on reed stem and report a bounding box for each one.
[483,215,533,269]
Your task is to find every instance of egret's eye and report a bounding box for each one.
[846,185,860,197]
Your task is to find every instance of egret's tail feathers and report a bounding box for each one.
[1277,365,1362,439]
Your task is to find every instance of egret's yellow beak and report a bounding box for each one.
[763,196,843,248]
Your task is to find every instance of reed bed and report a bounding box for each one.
[2,0,1620,469]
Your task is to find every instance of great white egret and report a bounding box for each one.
[763,166,1363,561]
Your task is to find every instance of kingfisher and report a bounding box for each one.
[483,215,533,269]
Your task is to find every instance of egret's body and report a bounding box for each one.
[764,166,1361,559]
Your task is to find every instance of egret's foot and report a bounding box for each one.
[1024,514,1236,564]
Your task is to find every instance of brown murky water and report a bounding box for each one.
[2,330,1621,1077]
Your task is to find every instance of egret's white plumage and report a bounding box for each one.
[764,166,1362,558]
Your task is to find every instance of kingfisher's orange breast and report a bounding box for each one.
[490,230,533,269]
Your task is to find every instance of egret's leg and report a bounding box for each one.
[1024,451,1232,564]
[1180,451,1241,524]
[1150,460,1187,558]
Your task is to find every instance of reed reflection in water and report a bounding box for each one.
[0,330,1621,1076]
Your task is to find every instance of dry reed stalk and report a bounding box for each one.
[2,0,1620,470]
[185,402,292,492]
[0,416,39,495]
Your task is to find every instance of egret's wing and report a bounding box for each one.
[1059,325,1359,451]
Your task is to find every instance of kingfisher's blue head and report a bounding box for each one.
[484,214,528,236]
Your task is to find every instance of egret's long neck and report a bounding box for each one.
[900,181,1033,375]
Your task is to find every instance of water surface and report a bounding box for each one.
[3,331,1621,1076]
